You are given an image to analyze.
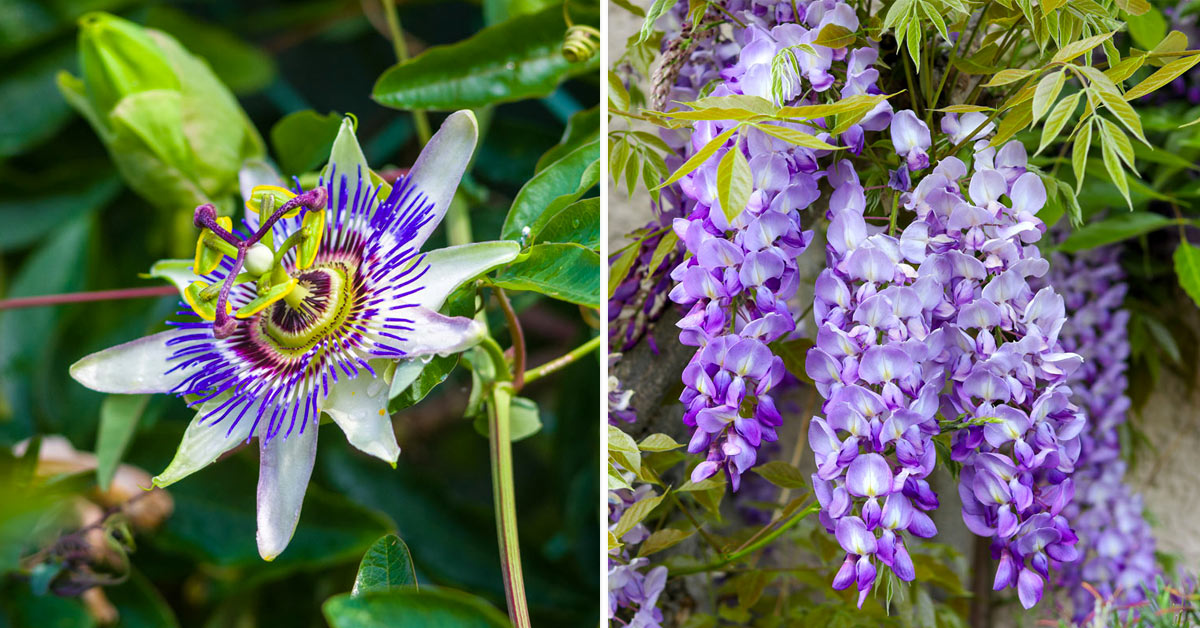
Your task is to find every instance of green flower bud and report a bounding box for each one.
[58,12,265,253]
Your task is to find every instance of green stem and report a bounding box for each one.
[486,381,531,628]
[444,195,474,248]
[522,335,600,385]
[380,0,432,145]
[669,502,821,577]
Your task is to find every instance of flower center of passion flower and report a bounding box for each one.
[260,263,355,352]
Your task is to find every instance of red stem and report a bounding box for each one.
[0,286,178,310]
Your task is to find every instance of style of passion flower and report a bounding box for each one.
[69,111,520,560]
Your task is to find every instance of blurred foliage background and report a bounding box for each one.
[0,0,600,625]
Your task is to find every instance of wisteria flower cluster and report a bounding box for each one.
[807,111,1088,609]
[667,0,898,492]
[1046,244,1160,619]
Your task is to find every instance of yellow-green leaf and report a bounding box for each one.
[1038,91,1080,154]
[1073,119,1092,194]
[717,146,752,222]
[754,123,840,149]
[657,126,738,189]
[1032,70,1066,124]
[984,68,1034,88]
[813,23,856,48]
[1174,242,1200,309]
[1051,30,1116,64]
[612,492,664,540]
[1124,53,1200,100]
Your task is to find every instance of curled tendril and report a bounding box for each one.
[562,24,600,63]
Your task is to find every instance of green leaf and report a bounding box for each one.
[1051,30,1116,63]
[105,569,180,628]
[1073,119,1092,194]
[983,68,1034,87]
[532,197,599,248]
[638,433,683,452]
[536,106,600,172]
[1058,212,1175,252]
[0,172,119,252]
[716,146,752,222]
[752,460,807,489]
[1126,6,1168,50]
[1175,242,1200,309]
[657,126,738,189]
[353,534,418,595]
[0,43,75,157]
[472,396,542,441]
[753,123,840,149]
[1038,91,1080,154]
[95,394,149,491]
[647,229,679,273]
[324,589,510,628]
[1099,127,1132,208]
[608,425,641,473]
[270,110,343,176]
[813,23,856,48]
[1123,53,1200,100]
[492,243,600,307]
[608,246,638,299]
[1031,70,1065,125]
[502,139,599,240]
[612,492,664,539]
[638,0,674,43]
[373,6,597,110]
[637,528,693,557]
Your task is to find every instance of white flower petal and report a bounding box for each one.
[390,307,486,358]
[152,394,258,487]
[407,111,479,248]
[324,366,400,465]
[256,424,318,561]
[411,240,520,311]
[70,328,199,394]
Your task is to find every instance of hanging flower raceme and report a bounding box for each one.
[608,482,668,628]
[901,122,1085,610]
[667,0,897,491]
[69,112,520,560]
[805,156,945,607]
[1043,244,1159,620]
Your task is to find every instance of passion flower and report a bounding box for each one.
[69,111,519,560]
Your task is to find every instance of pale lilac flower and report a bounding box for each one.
[891,110,931,171]
[69,112,519,560]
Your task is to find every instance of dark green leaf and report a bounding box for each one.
[0,43,75,157]
[95,394,149,491]
[105,569,180,628]
[0,172,119,252]
[1175,241,1200,309]
[492,243,599,307]
[1057,212,1174,252]
[532,197,599,248]
[373,6,598,111]
[270,110,344,176]
[535,106,600,172]
[353,534,418,595]
[502,139,600,240]
[752,460,807,489]
[324,589,510,628]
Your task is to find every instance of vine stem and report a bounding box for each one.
[0,286,177,310]
[480,336,531,628]
[522,335,600,385]
[494,287,527,390]
[669,502,821,577]
[380,0,431,145]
